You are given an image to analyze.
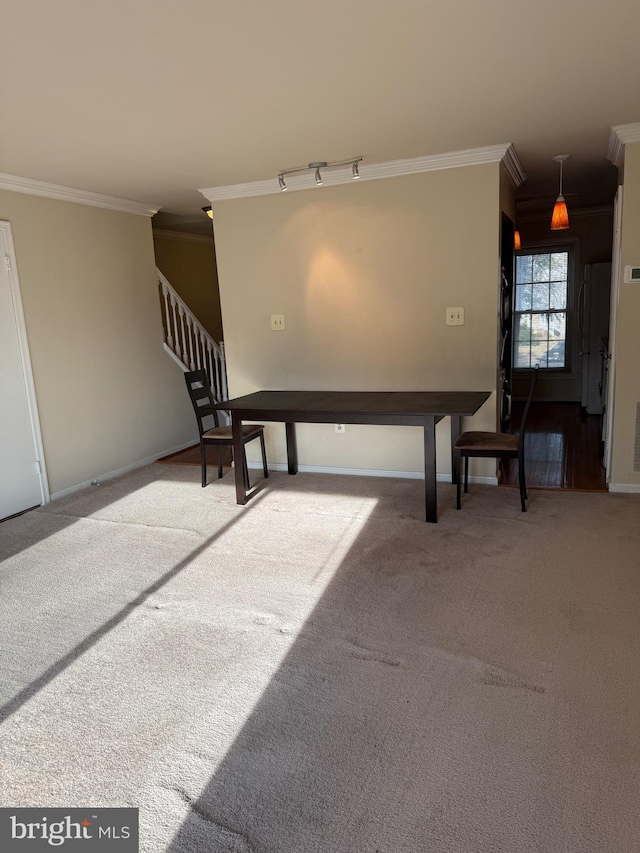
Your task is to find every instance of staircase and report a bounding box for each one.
[157,268,228,405]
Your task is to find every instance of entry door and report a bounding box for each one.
[0,224,46,519]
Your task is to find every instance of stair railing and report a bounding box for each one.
[157,268,228,405]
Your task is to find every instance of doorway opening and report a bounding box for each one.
[502,213,614,493]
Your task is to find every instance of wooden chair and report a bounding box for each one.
[455,366,538,512]
[184,370,268,488]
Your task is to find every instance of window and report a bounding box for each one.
[514,251,568,369]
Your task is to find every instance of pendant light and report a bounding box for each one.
[514,230,522,250]
[550,155,570,230]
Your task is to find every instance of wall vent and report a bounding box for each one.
[635,403,640,472]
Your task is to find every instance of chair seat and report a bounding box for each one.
[203,424,264,441]
[454,430,518,452]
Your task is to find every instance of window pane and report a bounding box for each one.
[535,350,549,368]
[533,254,551,282]
[549,281,567,310]
[516,256,533,283]
[548,311,566,339]
[515,343,531,368]
[516,284,532,311]
[532,282,549,310]
[531,313,549,338]
[547,341,565,367]
[514,314,531,342]
[550,252,568,280]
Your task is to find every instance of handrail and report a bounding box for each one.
[157,267,228,404]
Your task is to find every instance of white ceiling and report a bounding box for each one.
[2,0,638,227]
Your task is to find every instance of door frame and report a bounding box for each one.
[0,220,50,506]
[604,185,623,481]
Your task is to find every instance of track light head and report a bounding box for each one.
[276,157,362,192]
[202,206,213,220]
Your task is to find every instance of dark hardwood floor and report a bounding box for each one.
[500,402,607,491]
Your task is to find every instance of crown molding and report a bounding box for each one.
[608,123,640,168]
[199,143,526,203]
[0,173,160,216]
[501,145,527,188]
[152,228,213,244]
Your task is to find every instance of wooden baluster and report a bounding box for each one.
[194,325,202,369]
[170,294,181,359]
[185,314,196,370]
[178,304,187,363]
[213,347,220,400]
[220,341,228,401]
[207,342,214,393]
[162,282,173,349]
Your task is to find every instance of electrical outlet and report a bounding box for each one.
[446,307,464,326]
[271,314,286,330]
[334,424,346,434]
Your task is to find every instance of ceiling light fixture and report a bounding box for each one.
[514,230,521,250]
[550,155,570,231]
[202,206,213,220]
[277,157,363,192]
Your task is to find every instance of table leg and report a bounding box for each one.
[423,417,437,523]
[450,415,462,487]
[232,412,247,505]
[285,422,298,474]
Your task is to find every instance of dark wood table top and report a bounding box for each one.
[216,390,491,418]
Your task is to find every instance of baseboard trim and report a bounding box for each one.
[608,482,640,494]
[247,461,498,486]
[49,439,198,501]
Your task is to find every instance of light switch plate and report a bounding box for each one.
[271,314,285,330]
[446,307,464,326]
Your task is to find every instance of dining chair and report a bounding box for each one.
[184,370,268,488]
[455,366,539,512]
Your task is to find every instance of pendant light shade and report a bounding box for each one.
[550,155,570,231]
[550,198,569,230]
[514,230,522,250]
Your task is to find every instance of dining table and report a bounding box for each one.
[215,389,491,523]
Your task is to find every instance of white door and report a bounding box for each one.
[0,223,47,519]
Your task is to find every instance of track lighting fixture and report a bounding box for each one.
[202,206,213,220]
[550,155,570,231]
[277,157,363,192]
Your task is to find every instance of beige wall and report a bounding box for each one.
[500,164,516,222]
[0,191,196,495]
[213,164,501,479]
[153,233,223,342]
[611,143,640,488]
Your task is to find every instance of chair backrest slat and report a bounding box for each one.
[518,366,539,453]
[184,369,220,435]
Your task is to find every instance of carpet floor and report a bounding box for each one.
[1,464,639,852]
